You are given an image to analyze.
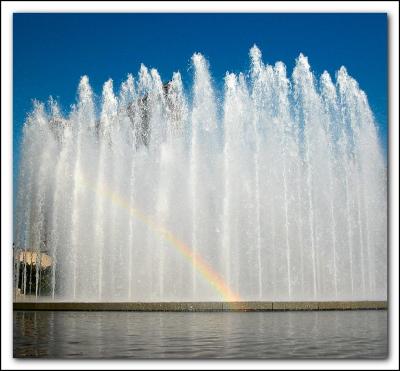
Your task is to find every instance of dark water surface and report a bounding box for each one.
[14,310,387,359]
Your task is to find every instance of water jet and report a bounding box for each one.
[14,46,387,303]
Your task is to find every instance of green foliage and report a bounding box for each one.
[17,262,52,296]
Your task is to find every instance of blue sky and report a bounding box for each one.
[13,13,387,187]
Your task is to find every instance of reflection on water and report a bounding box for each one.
[14,310,387,359]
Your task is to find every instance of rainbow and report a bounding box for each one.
[77,173,242,303]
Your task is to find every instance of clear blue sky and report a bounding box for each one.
[13,13,387,188]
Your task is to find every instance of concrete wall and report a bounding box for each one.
[13,301,387,312]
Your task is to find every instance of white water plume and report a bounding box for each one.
[14,46,387,302]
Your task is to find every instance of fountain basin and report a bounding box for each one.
[13,301,387,311]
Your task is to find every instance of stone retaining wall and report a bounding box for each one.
[13,301,387,311]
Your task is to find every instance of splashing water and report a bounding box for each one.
[14,46,387,302]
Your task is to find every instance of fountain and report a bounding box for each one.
[14,46,387,302]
